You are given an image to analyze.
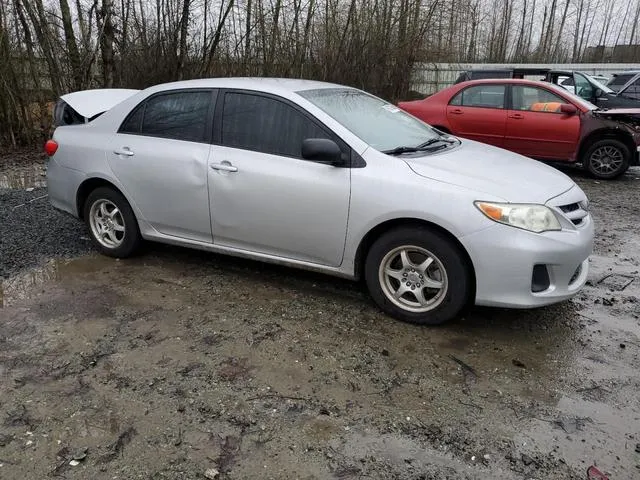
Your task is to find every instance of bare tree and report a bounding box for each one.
[3,0,640,146]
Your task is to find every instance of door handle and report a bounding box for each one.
[113,148,134,156]
[210,162,238,173]
[450,108,464,114]
[509,113,524,119]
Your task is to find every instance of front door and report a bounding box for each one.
[208,91,350,267]
[505,85,580,161]
[108,89,215,243]
[446,84,508,147]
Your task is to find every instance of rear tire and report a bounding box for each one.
[582,138,630,179]
[84,187,141,258]
[364,226,471,325]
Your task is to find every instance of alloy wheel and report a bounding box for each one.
[589,145,624,176]
[89,199,126,249]
[378,245,448,313]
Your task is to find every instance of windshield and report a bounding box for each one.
[298,88,440,152]
[582,73,614,93]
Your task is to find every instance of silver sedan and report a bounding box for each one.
[45,78,594,325]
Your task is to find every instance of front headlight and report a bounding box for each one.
[474,201,561,233]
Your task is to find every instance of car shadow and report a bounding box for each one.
[140,242,578,335]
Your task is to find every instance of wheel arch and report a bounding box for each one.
[354,217,476,302]
[577,128,636,164]
[76,177,127,220]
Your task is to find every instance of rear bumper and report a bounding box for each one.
[46,157,83,217]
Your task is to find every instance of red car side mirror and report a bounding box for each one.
[560,104,578,115]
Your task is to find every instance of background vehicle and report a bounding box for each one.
[454,69,640,109]
[607,71,640,92]
[617,72,640,100]
[398,79,640,179]
[46,79,593,326]
[454,68,550,83]
[591,74,610,84]
[545,70,640,108]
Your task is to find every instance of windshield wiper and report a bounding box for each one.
[383,138,455,156]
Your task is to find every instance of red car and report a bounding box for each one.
[398,79,640,179]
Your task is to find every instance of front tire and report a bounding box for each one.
[582,138,630,179]
[364,227,471,325]
[84,187,141,258]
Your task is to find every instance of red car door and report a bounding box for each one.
[445,84,507,147]
[505,85,581,160]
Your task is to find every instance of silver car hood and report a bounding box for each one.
[403,139,575,204]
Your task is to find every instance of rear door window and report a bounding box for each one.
[449,85,506,109]
[119,90,213,143]
[141,91,211,142]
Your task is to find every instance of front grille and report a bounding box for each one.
[558,202,588,226]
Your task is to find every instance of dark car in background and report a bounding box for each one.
[454,68,550,83]
[546,70,640,108]
[617,73,640,100]
[607,71,640,92]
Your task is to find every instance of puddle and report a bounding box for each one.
[0,255,114,307]
[0,163,46,189]
[0,260,60,307]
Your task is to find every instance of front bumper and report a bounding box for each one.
[459,192,594,309]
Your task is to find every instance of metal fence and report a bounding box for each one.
[410,62,640,95]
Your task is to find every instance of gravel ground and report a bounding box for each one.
[0,152,94,279]
[0,155,639,480]
[0,187,94,279]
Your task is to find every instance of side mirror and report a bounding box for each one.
[560,104,578,115]
[594,88,603,98]
[301,138,344,165]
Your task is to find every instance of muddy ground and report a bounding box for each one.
[0,153,639,480]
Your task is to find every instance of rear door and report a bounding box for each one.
[446,84,507,147]
[109,89,215,243]
[504,85,580,161]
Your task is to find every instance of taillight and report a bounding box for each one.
[44,139,58,156]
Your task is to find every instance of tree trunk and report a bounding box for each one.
[176,0,190,79]
[59,0,84,89]
[99,0,115,87]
